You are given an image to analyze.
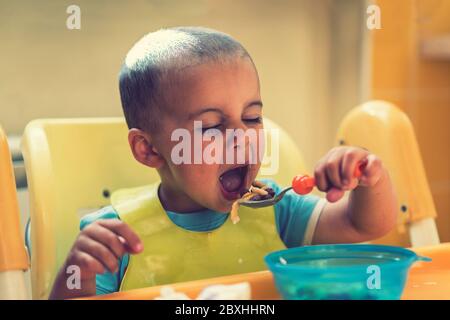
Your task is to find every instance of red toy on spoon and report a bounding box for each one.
[240,160,367,208]
[292,159,367,195]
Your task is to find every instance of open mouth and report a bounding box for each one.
[219,165,249,201]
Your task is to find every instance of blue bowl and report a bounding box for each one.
[265,244,430,300]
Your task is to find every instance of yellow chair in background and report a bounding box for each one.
[0,126,29,299]
[21,117,307,299]
[336,100,440,248]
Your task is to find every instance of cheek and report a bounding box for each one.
[255,131,264,164]
[173,164,220,187]
[242,126,264,166]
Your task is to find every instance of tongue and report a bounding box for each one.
[220,168,244,192]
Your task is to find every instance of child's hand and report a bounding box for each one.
[64,219,143,280]
[314,146,384,203]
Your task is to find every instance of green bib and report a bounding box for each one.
[111,183,285,291]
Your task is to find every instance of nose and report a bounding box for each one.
[224,120,248,149]
[224,122,259,165]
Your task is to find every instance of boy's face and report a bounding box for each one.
[153,57,264,213]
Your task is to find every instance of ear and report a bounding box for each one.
[128,128,165,169]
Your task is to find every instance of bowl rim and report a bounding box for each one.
[264,243,430,274]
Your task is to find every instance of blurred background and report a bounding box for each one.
[0,0,449,293]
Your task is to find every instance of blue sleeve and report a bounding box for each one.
[260,179,322,248]
[79,206,129,295]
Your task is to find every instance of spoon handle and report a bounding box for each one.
[275,186,293,200]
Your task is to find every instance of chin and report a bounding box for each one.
[214,202,233,214]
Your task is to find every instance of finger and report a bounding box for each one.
[314,161,329,192]
[77,235,119,273]
[117,236,138,254]
[341,148,369,189]
[325,150,346,189]
[326,187,345,203]
[97,220,143,254]
[359,154,383,187]
[83,224,126,259]
[72,250,106,277]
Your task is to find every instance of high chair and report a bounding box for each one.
[0,126,29,299]
[336,100,440,248]
[21,117,307,299]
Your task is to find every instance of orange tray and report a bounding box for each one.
[85,243,450,300]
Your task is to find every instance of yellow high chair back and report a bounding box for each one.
[0,126,29,299]
[21,117,307,299]
[336,100,440,247]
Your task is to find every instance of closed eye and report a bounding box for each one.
[243,117,262,124]
[202,124,222,133]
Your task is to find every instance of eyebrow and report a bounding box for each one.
[246,100,263,109]
[188,108,224,120]
[187,100,263,120]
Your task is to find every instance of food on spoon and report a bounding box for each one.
[229,180,276,224]
[250,186,268,196]
[230,192,253,224]
[250,186,275,200]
